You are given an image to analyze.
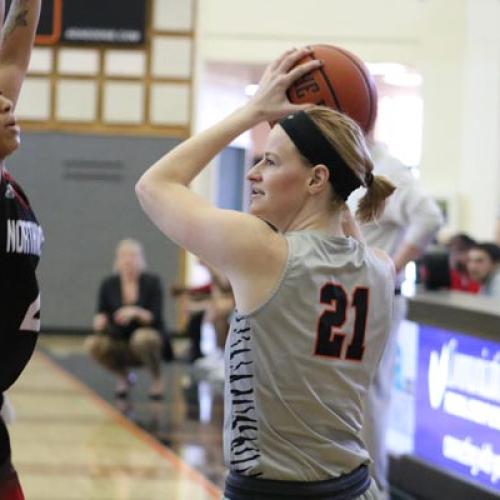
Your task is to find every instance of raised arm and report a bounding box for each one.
[135,48,320,277]
[135,48,321,312]
[0,2,5,31]
[0,0,41,106]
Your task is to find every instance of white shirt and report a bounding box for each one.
[348,142,443,281]
[480,268,500,299]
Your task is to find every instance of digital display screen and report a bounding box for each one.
[414,325,500,493]
[5,0,146,45]
[388,321,500,494]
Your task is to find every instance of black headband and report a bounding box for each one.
[279,111,362,201]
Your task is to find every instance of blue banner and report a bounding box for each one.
[415,325,500,493]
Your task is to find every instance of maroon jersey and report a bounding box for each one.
[0,169,43,396]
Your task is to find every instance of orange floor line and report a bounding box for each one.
[36,350,222,499]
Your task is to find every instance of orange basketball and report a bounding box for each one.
[287,45,377,134]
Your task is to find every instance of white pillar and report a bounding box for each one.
[419,0,500,239]
[457,0,500,239]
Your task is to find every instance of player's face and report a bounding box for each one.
[0,93,20,160]
[246,125,311,230]
[466,249,495,283]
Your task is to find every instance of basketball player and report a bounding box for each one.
[136,47,396,499]
[0,1,42,498]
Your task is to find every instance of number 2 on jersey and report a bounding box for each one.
[314,283,369,361]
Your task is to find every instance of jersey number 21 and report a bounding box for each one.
[315,283,369,361]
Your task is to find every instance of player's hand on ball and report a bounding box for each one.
[249,47,322,122]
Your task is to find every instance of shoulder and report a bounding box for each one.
[490,270,500,293]
[368,247,396,281]
[100,275,119,289]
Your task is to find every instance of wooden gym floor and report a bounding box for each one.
[7,335,224,500]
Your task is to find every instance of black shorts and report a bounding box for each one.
[0,416,10,470]
[0,458,24,500]
[224,464,370,500]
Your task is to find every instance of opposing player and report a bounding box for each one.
[0,1,42,498]
[136,47,396,499]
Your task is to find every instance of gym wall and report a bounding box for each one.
[11,132,182,330]
[12,0,197,330]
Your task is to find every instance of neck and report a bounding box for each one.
[281,208,344,237]
[121,271,139,282]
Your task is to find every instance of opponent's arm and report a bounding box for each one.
[0,0,41,106]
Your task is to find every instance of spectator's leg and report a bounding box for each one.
[186,312,204,362]
[84,334,134,396]
[129,328,164,398]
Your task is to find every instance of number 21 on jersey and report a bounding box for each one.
[314,282,369,361]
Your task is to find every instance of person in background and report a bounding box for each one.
[85,239,171,400]
[171,282,212,362]
[173,263,234,381]
[348,139,443,497]
[446,233,480,292]
[195,264,234,382]
[0,1,43,499]
[466,242,500,299]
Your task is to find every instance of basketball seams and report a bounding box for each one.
[311,49,344,112]
[287,44,377,134]
[287,53,342,110]
[330,46,375,132]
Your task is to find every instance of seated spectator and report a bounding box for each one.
[172,263,234,380]
[204,264,234,352]
[171,283,212,362]
[85,239,170,399]
[466,242,500,299]
[446,233,480,292]
[418,233,480,293]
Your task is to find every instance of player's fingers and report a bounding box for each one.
[283,59,322,87]
[285,103,317,116]
[270,47,299,72]
[276,46,313,74]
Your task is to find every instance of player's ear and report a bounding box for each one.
[308,164,330,194]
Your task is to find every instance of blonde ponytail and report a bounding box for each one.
[355,174,395,223]
[302,106,396,222]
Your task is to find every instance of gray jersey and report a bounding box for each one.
[223,231,395,481]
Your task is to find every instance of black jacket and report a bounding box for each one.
[97,272,165,340]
